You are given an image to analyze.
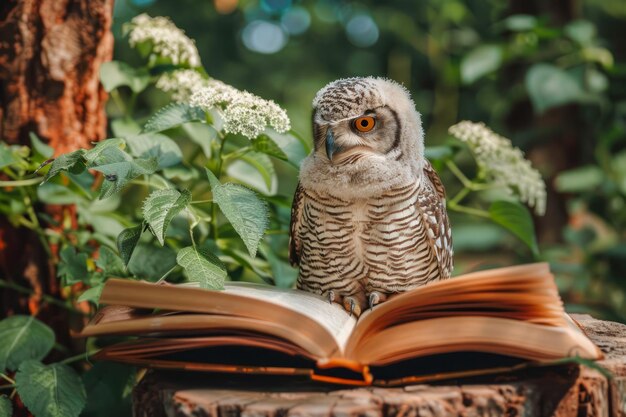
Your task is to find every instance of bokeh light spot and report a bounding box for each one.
[131,0,156,6]
[346,14,379,47]
[242,20,288,54]
[281,7,311,35]
[261,0,292,13]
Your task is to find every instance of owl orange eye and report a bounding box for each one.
[353,116,376,132]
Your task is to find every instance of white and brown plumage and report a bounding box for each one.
[289,77,453,316]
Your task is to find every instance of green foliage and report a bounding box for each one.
[58,247,89,285]
[143,103,206,133]
[489,201,539,256]
[143,188,191,245]
[100,61,150,93]
[461,45,503,84]
[207,169,269,257]
[15,360,86,417]
[117,225,143,266]
[0,396,11,417]
[0,316,55,371]
[525,64,591,113]
[81,363,134,417]
[177,246,227,289]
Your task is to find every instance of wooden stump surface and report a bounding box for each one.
[132,314,626,417]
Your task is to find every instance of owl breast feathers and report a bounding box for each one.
[289,77,453,316]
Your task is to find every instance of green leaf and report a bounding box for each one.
[554,165,604,193]
[125,133,183,168]
[143,189,191,246]
[0,315,55,371]
[99,61,150,93]
[0,396,11,417]
[143,103,206,133]
[425,145,455,161]
[182,122,217,158]
[57,247,89,285]
[489,201,539,256]
[0,144,18,169]
[16,360,86,417]
[228,152,276,194]
[206,169,269,257]
[96,246,126,276]
[259,245,298,288]
[564,20,596,45]
[77,284,105,306]
[37,183,86,205]
[117,225,143,266]
[127,243,177,280]
[176,246,226,289]
[525,64,588,113]
[500,14,537,32]
[251,134,289,161]
[110,118,142,137]
[29,133,54,158]
[163,164,199,181]
[263,129,309,167]
[82,362,134,417]
[90,150,158,199]
[461,45,503,84]
[42,150,86,183]
[83,139,126,167]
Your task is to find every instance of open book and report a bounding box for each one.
[81,263,602,386]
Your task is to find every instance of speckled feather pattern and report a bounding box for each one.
[290,77,453,313]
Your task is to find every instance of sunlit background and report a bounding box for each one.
[110,0,626,321]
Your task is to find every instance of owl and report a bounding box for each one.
[289,77,453,317]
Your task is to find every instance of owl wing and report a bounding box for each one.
[288,182,305,266]
[417,160,453,278]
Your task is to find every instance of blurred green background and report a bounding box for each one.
[110,0,626,321]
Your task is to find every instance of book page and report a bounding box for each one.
[95,279,356,357]
[224,283,357,351]
[347,315,601,364]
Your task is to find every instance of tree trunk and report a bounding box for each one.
[0,0,113,321]
[0,0,113,154]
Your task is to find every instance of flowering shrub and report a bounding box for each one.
[449,121,547,216]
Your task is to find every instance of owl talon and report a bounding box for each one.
[325,290,335,304]
[343,296,362,317]
[368,291,387,309]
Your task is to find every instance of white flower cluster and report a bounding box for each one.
[128,14,201,67]
[190,81,291,139]
[449,121,547,215]
[156,69,208,102]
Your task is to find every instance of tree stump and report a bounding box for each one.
[132,314,626,417]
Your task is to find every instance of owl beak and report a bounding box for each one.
[325,128,338,162]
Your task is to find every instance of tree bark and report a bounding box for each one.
[0,0,113,322]
[0,0,114,154]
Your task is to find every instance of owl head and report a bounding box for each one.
[300,77,425,197]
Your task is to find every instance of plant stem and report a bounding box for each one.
[211,131,228,242]
[129,179,166,189]
[0,384,15,391]
[0,373,15,385]
[448,203,490,218]
[59,349,100,365]
[156,265,177,283]
[0,177,43,187]
[264,229,288,235]
[190,199,213,205]
[445,160,474,188]
[222,146,251,163]
[0,279,87,316]
[448,187,471,206]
